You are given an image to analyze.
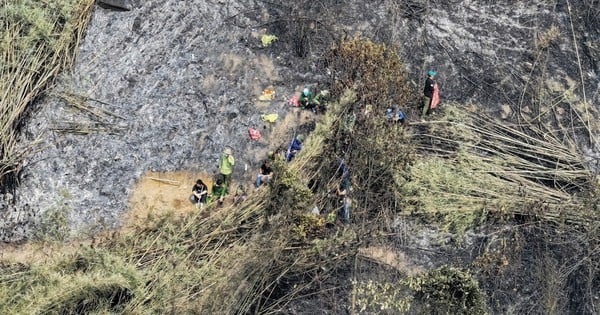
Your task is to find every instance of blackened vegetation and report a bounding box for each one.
[43,284,134,314]
[576,0,600,72]
[0,172,18,196]
[321,39,414,221]
[97,0,132,11]
[476,220,599,314]
[227,0,338,58]
[250,258,355,314]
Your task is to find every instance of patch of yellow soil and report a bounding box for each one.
[221,53,244,79]
[255,54,279,81]
[358,246,422,276]
[202,74,217,91]
[125,171,213,228]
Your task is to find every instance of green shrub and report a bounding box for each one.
[405,266,487,315]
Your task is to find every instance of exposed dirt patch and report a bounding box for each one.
[358,246,423,276]
[126,171,210,227]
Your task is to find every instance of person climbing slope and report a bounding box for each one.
[286,134,304,162]
[299,88,313,109]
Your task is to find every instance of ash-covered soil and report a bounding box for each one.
[1,0,598,312]
[4,0,597,240]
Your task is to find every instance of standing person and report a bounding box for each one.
[422,70,437,117]
[190,179,209,209]
[336,177,352,224]
[219,147,235,189]
[255,159,274,188]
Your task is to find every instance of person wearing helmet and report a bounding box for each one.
[299,87,314,110]
[286,134,304,162]
[422,70,437,117]
[219,147,235,188]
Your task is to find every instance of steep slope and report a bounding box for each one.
[0,1,598,313]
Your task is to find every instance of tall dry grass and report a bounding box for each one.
[0,0,95,189]
[404,106,595,224]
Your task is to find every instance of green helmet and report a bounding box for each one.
[296,134,305,142]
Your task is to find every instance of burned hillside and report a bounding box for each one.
[1,0,599,314]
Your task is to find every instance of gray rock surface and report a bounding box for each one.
[2,0,598,243]
[97,0,132,11]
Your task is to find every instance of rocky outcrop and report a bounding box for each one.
[97,0,132,11]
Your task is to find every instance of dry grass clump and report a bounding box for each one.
[0,189,358,313]
[325,37,413,108]
[404,266,487,314]
[290,38,416,227]
[351,266,486,314]
[536,25,561,50]
[0,0,94,189]
[403,104,596,232]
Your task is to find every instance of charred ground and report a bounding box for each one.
[1,0,599,314]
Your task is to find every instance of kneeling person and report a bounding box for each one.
[190,179,208,209]
[255,160,274,188]
[212,178,227,207]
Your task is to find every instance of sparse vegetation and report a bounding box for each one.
[31,197,72,242]
[405,266,487,314]
[0,0,94,191]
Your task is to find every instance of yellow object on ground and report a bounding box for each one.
[258,88,275,101]
[261,34,278,47]
[261,113,279,122]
